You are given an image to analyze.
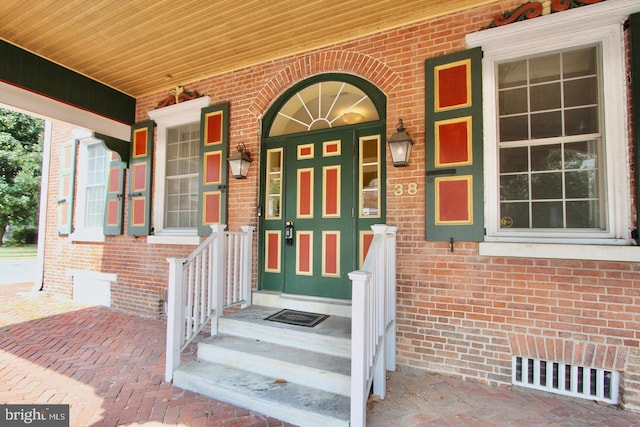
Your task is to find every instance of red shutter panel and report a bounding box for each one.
[57,139,77,235]
[127,120,154,236]
[425,47,484,242]
[198,102,229,236]
[103,151,126,235]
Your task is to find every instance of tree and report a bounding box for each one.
[0,108,44,244]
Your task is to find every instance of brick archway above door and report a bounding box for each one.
[249,50,401,118]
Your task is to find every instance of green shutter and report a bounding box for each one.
[197,102,229,236]
[127,120,154,236]
[103,151,126,235]
[425,47,484,242]
[56,140,77,234]
[631,12,640,243]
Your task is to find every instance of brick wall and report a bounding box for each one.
[44,0,640,410]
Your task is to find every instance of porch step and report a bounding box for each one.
[197,334,351,396]
[172,305,352,426]
[220,305,351,358]
[174,361,350,427]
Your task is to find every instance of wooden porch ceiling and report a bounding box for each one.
[0,0,491,99]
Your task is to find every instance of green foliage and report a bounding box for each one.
[6,225,38,244]
[0,108,44,243]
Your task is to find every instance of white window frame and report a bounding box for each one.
[466,0,640,261]
[147,96,210,245]
[70,131,108,243]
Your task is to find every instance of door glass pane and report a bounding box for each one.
[269,81,379,136]
[266,148,283,219]
[360,136,380,217]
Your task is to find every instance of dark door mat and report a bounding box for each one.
[265,309,329,327]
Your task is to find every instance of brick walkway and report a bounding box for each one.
[2,282,640,426]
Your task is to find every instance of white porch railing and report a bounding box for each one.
[348,224,398,427]
[165,224,254,382]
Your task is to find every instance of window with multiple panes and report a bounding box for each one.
[467,2,633,249]
[497,46,602,230]
[83,142,109,227]
[165,123,200,228]
[71,139,109,242]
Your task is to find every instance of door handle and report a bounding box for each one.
[285,220,294,246]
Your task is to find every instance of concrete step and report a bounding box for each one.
[174,360,350,427]
[219,305,351,358]
[173,305,353,426]
[252,291,352,317]
[198,333,351,396]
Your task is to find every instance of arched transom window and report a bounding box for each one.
[268,81,380,137]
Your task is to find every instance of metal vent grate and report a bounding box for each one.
[512,356,619,404]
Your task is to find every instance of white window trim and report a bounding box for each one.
[147,96,210,245]
[466,0,640,261]
[70,130,107,243]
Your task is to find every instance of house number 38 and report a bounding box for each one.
[393,182,418,196]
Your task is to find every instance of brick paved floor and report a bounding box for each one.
[2,282,640,426]
[0,283,293,427]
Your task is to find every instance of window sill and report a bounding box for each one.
[70,229,105,243]
[147,233,200,245]
[479,241,640,262]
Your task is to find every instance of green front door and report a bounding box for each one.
[258,75,386,300]
[261,128,355,299]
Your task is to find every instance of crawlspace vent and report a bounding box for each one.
[512,356,619,404]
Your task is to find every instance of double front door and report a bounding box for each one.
[260,126,384,299]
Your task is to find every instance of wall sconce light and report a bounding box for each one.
[228,142,252,179]
[387,119,413,167]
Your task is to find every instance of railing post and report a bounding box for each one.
[349,270,370,427]
[165,256,186,382]
[384,226,398,371]
[210,224,227,335]
[240,225,255,308]
[370,224,388,399]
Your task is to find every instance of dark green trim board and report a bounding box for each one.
[631,13,640,244]
[94,133,130,165]
[0,40,135,125]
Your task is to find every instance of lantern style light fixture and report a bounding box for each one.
[228,142,252,179]
[387,119,413,167]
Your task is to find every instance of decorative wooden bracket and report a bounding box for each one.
[482,0,604,29]
[155,86,204,109]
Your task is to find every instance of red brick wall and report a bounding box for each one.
[44,0,640,410]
